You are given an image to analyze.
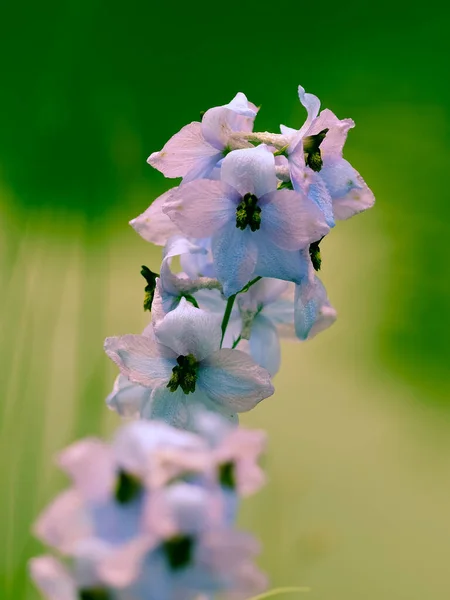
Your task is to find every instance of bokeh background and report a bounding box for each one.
[1,1,449,598]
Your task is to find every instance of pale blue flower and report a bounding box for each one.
[104,298,274,427]
[163,145,329,297]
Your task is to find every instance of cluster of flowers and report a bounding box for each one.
[30,414,267,599]
[30,85,374,599]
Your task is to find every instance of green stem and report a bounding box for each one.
[231,335,242,349]
[220,294,236,347]
[220,276,262,348]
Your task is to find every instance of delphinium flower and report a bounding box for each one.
[30,416,268,600]
[130,93,258,246]
[280,85,375,222]
[104,298,274,427]
[163,144,329,297]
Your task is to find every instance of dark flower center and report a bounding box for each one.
[115,469,143,504]
[167,354,198,394]
[236,193,261,232]
[219,461,236,490]
[163,535,195,570]
[141,265,159,312]
[309,240,322,271]
[303,128,328,172]
[79,588,111,600]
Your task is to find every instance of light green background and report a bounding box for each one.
[0,1,449,598]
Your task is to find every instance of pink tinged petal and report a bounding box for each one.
[221,146,278,198]
[309,108,355,158]
[154,297,222,360]
[97,537,154,588]
[29,556,78,600]
[33,489,92,553]
[212,224,258,298]
[112,419,203,482]
[104,335,176,388]
[197,348,274,412]
[260,189,329,251]
[147,121,220,178]
[163,179,238,238]
[129,189,182,246]
[57,439,115,502]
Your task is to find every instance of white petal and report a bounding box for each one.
[221,146,278,198]
[198,349,274,412]
[163,180,237,238]
[129,189,182,246]
[104,335,176,387]
[154,297,221,360]
[33,489,92,553]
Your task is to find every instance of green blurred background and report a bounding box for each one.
[1,1,449,598]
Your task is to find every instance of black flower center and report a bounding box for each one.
[236,193,261,232]
[219,461,236,490]
[163,535,195,570]
[167,354,198,394]
[79,588,111,600]
[309,240,322,272]
[303,128,328,172]
[115,470,143,504]
[141,265,159,312]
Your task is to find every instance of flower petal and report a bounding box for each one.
[29,556,77,600]
[129,189,182,246]
[154,297,222,360]
[163,180,237,238]
[33,489,91,553]
[147,121,221,178]
[295,276,337,340]
[221,146,278,198]
[309,108,355,158]
[296,84,321,137]
[106,374,151,418]
[249,316,281,376]
[142,385,191,429]
[198,349,274,412]
[104,334,176,387]
[201,94,257,149]
[320,158,375,220]
[212,223,258,297]
[254,236,309,284]
[57,439,115,502]
[260,189,329,250]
